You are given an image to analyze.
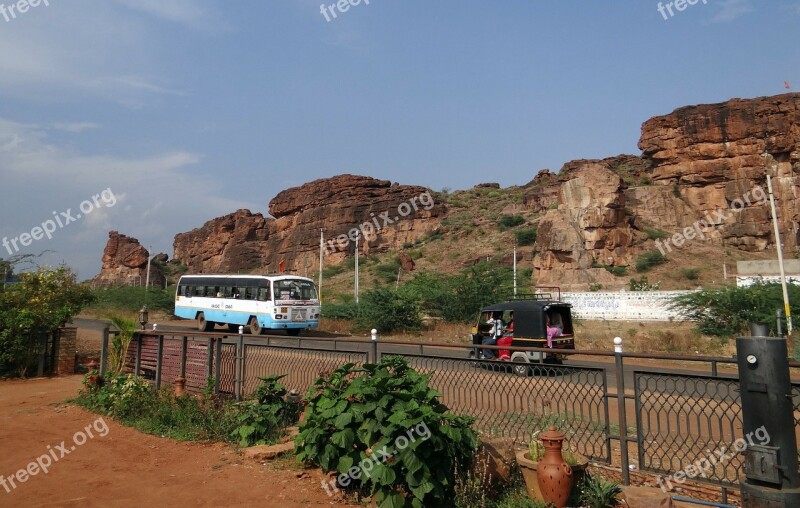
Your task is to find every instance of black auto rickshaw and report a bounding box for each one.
[469,291,575,375]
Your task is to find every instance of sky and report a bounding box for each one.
[0,0,798,280]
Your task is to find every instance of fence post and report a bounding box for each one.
[235,327,244,401]
[613,336,630,485]
[100,327,109,377]
[155,335,164,389]
[371,328,378,363]
[134,333,143,379]
[214,338,222,395]
[206,338,214,381]
[180,336,188,379]
[37,333,48,377]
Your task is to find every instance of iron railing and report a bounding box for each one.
[110,330,800,504]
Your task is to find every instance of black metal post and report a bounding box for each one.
[206,338,214,381]
[134,334,142,379]
[100,327,109,377]
[214,338,222,395]
[737,336,800,505]
[235,329,244,400]
[615,350,630,485]
[37,333,48,377]
[180,336,188,378]
[155,335,164,389]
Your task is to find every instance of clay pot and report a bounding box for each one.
[517,449,589,503]
[174,377,186,397]
[535,426,573,508]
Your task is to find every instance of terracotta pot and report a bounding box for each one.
[174,377,186,397]
[536,426,573,508]
[518,450,589,502]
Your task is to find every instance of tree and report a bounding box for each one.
[670,282,800,337]
[0,266,94,375]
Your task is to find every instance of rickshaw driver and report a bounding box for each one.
[481,311,504,359]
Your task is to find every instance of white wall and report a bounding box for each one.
[561,291,695,321]
[736,275,800,287]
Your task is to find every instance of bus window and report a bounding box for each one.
[243,287,255,300]
[258,288,270,301]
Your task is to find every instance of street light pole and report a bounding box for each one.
[764,154,792,335]
[355,232,360,304]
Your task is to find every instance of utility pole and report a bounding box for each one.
[764,153,792,334]
[145,245,152,291]
[355,232,360,304]
[319,229,324,301]
[513,243,518,296]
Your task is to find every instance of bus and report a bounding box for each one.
[175,274,320,335]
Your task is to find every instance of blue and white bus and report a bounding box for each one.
[175,274,320,335]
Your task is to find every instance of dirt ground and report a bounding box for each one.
[0,376,347,508]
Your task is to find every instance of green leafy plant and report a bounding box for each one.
[514,227,538,246]
[643,228,667,240]
[635,251,667,273]
[589,283,603,292]
[498,215,525,230]
[629,275,660,292]
[295,356,479,508]
[232,375,302,447]
[578,473,623,508]
[0,265,94,376]
[680,268,700,281]
[106,314,138,377]
[671,282,800,336]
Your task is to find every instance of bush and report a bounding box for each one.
[0,266,94,375]
[629,276,660,291]
[514,227,538,246]
[75,374,239,442]
[643,228,668,240]
[322,263,347,278]
[91,285,175,313]
[498,215,525,229]
[635,251,667,273]
[232,375,303,447]
[680,268,701,281]
[374,260,401,284]
[671,282,800,337]
[354,287,422,333]
[295,357,478,508]
[321,301,359,320]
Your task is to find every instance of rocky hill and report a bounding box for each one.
[94,93,800,291]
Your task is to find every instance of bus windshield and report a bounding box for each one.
[274,279,318,301]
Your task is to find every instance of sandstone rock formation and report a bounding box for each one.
[173,175,445,274]
[638,92,800,251]
[529,93,800,288]
[93,231,166,288]
[532,161,636,287]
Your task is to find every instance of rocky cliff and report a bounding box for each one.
[172,175,445,274]
[93,231,166,287]
[529,93,800,287]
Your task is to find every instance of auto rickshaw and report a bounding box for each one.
[469,291,575,375]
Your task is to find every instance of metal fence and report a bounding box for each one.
[111,330,800,503]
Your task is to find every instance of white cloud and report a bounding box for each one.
[50,122,101,133]
[0,118,258,280]
[711,0,754,23]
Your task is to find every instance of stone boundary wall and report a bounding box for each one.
[561,291,695,321]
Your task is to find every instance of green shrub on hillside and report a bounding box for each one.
[514,227,538,246]
[635,252,667,273]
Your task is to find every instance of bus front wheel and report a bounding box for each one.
[197,313,213,332]
[248,317,265,335]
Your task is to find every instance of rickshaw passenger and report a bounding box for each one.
[481,312,504,359]
[545,315,560,348]
[497,312,513,361]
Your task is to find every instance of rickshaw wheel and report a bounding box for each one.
[512,361,530,377]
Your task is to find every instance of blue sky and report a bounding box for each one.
[1,0,798,279]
